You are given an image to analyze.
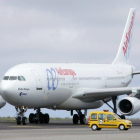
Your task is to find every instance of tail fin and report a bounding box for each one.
[112,8,136,64]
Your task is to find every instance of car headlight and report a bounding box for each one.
[125,120,129,123]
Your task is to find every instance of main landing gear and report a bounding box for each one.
[72,110,86,124]
[15,106,27,125]
[103,96,125,119]
[29,108,49,124]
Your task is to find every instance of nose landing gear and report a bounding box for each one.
[15,106,27,125]
[29,108,49,124]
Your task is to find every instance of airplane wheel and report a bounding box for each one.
[34,113,39,123]
[29,113,35,123]
[22,117,27,125]
[34,119,39,123]
[80,114,86,124]
[39,113,44,123]
[17,117,21,125]
[73,114,79,124]
[44,114,49,124]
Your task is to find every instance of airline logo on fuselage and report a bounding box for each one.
[54,67,76,77]
[46,68,59,90]
[122,12,135,59]
[46,67,76,90]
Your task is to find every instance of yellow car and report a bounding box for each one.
[88,111,132,131]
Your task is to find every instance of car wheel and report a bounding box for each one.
[91,124,98,131]
[119,124,125,130]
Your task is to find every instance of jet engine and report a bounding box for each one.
[0,95,6,109]
[118,97,140,116]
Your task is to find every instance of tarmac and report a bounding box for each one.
[0,120,140,140]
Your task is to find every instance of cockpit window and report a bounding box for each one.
[9,76,17,80]
[3,76,9,80]
[3,76,26,81]
[18,76,26,81]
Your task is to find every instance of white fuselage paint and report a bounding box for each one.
[0,63,133,110]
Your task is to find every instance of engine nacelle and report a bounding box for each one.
[118,97,140,116]
[0,95,6,109]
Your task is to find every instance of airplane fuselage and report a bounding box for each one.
[1,63,133,110]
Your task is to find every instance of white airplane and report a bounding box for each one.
[0,8,139,125]
[0,96,6,109]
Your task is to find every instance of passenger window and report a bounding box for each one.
[107,114,114,120]
[3,76,9,80]
[98,114,105,120]
[91,113,97,119]
[9,76,17,80]
[18,76,26,81]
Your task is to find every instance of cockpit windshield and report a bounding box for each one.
[9,76,17,80]
[3,76,26,81]
[18,76,26,81]
[3,76,9,80]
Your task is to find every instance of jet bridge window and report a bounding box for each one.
[3,76,9,80]
[18,76,26,81]
[9,76,17,80]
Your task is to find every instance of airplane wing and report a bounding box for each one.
[72,87,140,102]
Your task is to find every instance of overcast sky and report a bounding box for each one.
[0,0,140,118]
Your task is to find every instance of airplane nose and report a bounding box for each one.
[0,83,1,93]
[0,81,11,100]
[0,95,6,109]
[0,81,15,104]
[0,80,19,106]
[0,82,6,108]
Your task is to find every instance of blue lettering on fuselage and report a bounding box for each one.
[46,68,59,90]
[19,92,27,97]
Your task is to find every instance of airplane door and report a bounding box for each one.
[32,70,42,90]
